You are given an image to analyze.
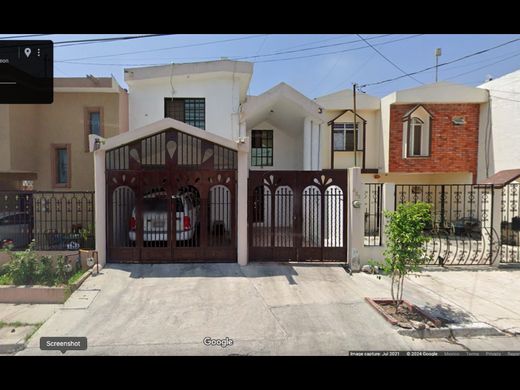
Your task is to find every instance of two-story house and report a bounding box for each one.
[0,76,128,191]
[94,60,332,265]
[317,82,489,185]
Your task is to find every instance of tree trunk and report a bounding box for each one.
[398,273,405,303]
[392,272,400,310]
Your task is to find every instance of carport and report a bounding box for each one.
[91,118,249,266]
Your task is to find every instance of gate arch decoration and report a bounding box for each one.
[248,170,348,262]
[106,128,237,263]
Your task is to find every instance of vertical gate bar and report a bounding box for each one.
[320,186,325,261]
[490,185,494,265]
[270,183,275,250]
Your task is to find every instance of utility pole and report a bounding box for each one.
[435,48,442,82]
[353,83,358,167]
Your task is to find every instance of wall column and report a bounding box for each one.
[94,148,106,268]
[382,183,395,249]
[481,186,503,267]
[237,138,250,266]
[311,121,321,170]
[348,167,364,271]
[239,120,247,139]
[303,117,312,171]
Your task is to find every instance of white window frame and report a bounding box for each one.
[407,117,430,157]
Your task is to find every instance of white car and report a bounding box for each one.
[129,192,199,243]
[0,211,31,249]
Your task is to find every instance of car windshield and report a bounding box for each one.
[142,198,184,212]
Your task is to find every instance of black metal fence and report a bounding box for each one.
[364,183,383,246]
[394,184,499,265]
[500,183,520,263]
[0,191,95,251]
[395,184,491,232]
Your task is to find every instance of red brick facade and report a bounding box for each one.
[389,103,480,182]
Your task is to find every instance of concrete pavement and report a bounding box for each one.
[13,263,520,355]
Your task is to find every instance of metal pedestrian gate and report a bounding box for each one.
[248,170,348,262]
[106,128,237,263]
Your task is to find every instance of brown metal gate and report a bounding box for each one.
[106,128,237,263]
[248,170,348,262]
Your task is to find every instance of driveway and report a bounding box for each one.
[16,263,520,355]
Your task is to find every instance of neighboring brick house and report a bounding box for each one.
[388,103,480,182]
[317,82,489,184]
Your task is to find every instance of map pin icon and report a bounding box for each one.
[24,48,31,58]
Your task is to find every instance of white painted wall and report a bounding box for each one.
[479,71,520,178]
[247,120,304,170]
[128,75,241,140]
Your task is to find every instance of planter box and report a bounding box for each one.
[79,249,96,270]
[365,298,442,327]
[0,270,91,304]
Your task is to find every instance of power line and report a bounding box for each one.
[0,34,52,40]
[360,36,520,88]
[57,35,269,61]
[57,34,392,64]
[445,51,520,81]
[322,52,378,96]
[53,34,174,47]
[275,34,349,51]
[234,34,394,60]
[253,34,424,64]
[355,34,423,85]
[419,47,520,75]
[55,34,423,67]
[55,61,169,67]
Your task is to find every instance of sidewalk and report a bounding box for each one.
[351,267,520,335]
[0,303,61,354]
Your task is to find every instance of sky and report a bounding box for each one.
[3,34,520,98]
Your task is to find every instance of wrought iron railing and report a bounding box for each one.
[0,191,95,251]
[394,184,491,231]
[500,183,520,263]
[394,184,498,265]
[364,183,383,246]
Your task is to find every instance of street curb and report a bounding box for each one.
[398,322,504,339]
[0,342,25,355]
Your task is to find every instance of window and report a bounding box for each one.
[407,117,430,157]
[402,105,432,158]
[165,98,206,129]
[251,130,273,167]
[84,107,103,151]
[52,144,71,188]
[89,111,101,135]
[333,122,362,151]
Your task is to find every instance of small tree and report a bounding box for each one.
[381,201,432,309]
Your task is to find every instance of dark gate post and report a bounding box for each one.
[440,184,446,229]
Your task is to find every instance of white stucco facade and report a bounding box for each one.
[242,82,325,172]
[125,61,253,141]
[246,120,304,170]
[479,70,520,179]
